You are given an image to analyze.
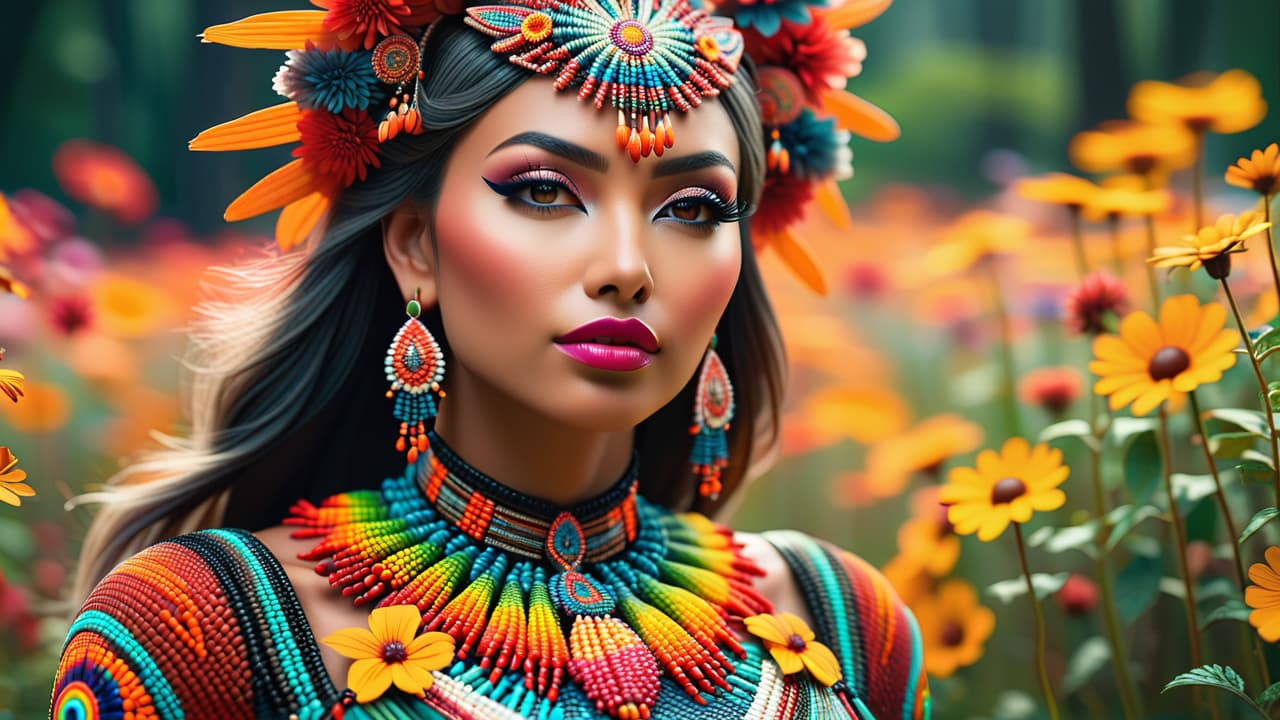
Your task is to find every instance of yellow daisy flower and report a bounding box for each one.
[1089,295,1239,416]
[1148,211,1271,277]
[0,447,33,507]
[1129,69,1267,135]
[322,604,456,703]
[1069,120,1195,179]
[1226,143,1280,197]
[913,579,995,679]
[744,612,843,687]
[1081,175,1171,221]
[1247,546,1280,642]
[1014,173,1099,211]
[925,210,1030,277]
[0,354,23,403]
[938,437,1068,542]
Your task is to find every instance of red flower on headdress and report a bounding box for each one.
[744,17,865,105]
[752,171,815,240]
[52,140,158,225]
[293,109,382,190]
[312,0,440,50]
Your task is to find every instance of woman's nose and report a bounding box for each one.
[583,216,654,304]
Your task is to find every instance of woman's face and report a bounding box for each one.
[401,77,744,431]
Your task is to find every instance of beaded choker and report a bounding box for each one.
[420,431,641,564]
[286,434,773,718]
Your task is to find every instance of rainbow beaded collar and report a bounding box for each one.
[285,435,773,718]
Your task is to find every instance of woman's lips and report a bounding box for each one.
[554,342,653,371]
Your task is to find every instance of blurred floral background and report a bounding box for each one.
[1,0,1278,718]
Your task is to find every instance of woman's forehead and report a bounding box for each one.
[463,78,741,178]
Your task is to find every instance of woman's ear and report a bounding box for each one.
[382,201,438,305]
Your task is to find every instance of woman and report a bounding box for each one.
[50,2,929,718]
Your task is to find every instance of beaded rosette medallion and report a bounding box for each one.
[192,0,899,292]
[287,432,777,718]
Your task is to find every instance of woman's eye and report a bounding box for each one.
[669,199,708,222]
[527,181,562,205]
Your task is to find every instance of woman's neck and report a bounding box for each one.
[431,367,636,506]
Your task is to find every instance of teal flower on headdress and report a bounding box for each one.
[734,0,828,39]
[778,109,840,179]
[273,42,380,114]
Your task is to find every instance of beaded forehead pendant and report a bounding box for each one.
[464,0,744,162]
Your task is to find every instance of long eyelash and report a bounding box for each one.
[665,188,753,227]
[482,163,584,213]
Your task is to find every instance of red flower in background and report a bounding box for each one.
[744,18,865,104]
[1065,271,1128,335]
[7,189,76,246]
[50,296,93,336]
[1018,366,1083,417]
[52,140,158,225]
[753,171,815,239]
[294,109,382,190]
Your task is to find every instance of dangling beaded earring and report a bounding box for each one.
[690,333,734,501]
[385,288,445,464]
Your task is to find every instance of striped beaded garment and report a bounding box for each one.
[52,466,929,720]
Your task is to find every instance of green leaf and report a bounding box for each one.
[1240,507,1280,545]
[1104,505,1164,553]
[1116,554,1162,624]
[1206,408,1271,438]
[1110,417,1158,446]
[1256,327,1280,359]
[1256,681,1280,708]
[1199,599,1252,631]
[1124,432,1162,506]
[0,517,34,563]
[1210,432,1260,460]
[1062,637,1111,695]
[1027,521,1099,557]
[1038,419,1100,452]
[1170,473,1218,515]
[1237,461,1277,485]
[1242,449,1277,469]
[986,572,1070,605]
[1163,664,1269,718]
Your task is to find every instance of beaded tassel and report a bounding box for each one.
[385,290,445,464]
[567,614,661,719]
[689,336,734,501]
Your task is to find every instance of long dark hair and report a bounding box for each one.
[72,19,785,601]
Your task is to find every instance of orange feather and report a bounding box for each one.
[200,11,331,50]
[767,228,829,295]
[815,179,854,231]
[190,102,303,152]
[822,0,893,30]
[225,159,317,222]
[819,88,900,142]
[275,191,332,252]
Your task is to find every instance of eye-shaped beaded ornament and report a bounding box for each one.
[385,288,446,463]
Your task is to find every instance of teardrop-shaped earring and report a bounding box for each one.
[385,288,446,464]
[689,333,734,501]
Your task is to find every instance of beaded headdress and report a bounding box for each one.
[192,0,898,292]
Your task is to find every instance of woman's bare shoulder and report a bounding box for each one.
[734,529,817,628]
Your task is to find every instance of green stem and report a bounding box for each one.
[1261,196,1280,303]
[1144,215,1162,310]
[1013,522,1060,720]
[1221,278,1280,507]
[1158,405,1217,719]
[1192,130,1205,232]
[1069,207,1089,279]
[986,260,1020,436]
[1088,431,1141,719]
[1108,213,1124,277]
[1189,391,1272,689]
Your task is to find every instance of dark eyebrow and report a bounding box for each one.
[651,150,736,179]
[488,132,609,173]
